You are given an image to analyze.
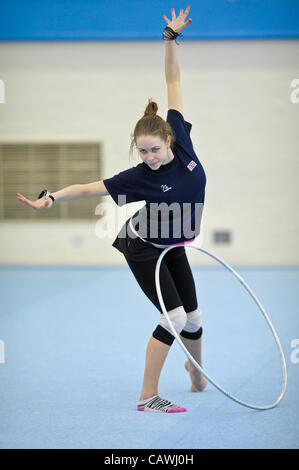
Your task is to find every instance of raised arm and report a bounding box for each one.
[163,6,192,114]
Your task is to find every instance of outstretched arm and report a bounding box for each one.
[163,6,192,114]
[17,180,109,210]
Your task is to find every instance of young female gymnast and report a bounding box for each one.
[17,5,207,413]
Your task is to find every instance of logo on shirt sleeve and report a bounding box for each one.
[187,160,197,172]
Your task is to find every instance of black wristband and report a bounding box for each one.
[38,189,55,203]
[162,26,183,45]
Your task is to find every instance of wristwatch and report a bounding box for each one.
[38,189,55,202]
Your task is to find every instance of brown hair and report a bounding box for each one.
[129,98,176,163]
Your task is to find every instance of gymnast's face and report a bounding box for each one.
[136,135,173,170]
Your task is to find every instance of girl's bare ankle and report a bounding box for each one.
[139,392,158,401]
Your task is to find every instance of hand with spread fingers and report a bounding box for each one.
[17,192,54,210]
[163,5,192,34]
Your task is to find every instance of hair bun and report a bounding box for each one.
[144,98,158,116]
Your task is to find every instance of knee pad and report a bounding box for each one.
[184,308,202,332]
[159,306,187,336]
[180,308,203,340]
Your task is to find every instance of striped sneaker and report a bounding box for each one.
[137,395,187,413]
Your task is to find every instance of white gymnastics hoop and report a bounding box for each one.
[155,244,287,410]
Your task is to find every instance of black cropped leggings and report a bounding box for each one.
[124,246,198,315]
[112,218,201,345]
[123,243,200,345]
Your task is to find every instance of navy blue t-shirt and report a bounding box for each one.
[103,109,206,245]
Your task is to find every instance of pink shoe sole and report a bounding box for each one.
[137,406,187,413]
[167,407,187,413]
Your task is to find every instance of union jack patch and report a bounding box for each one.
[187,160,197,171]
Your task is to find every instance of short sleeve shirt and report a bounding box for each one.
[103,109,206,245]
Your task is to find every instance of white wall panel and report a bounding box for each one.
[0,40,298,265]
